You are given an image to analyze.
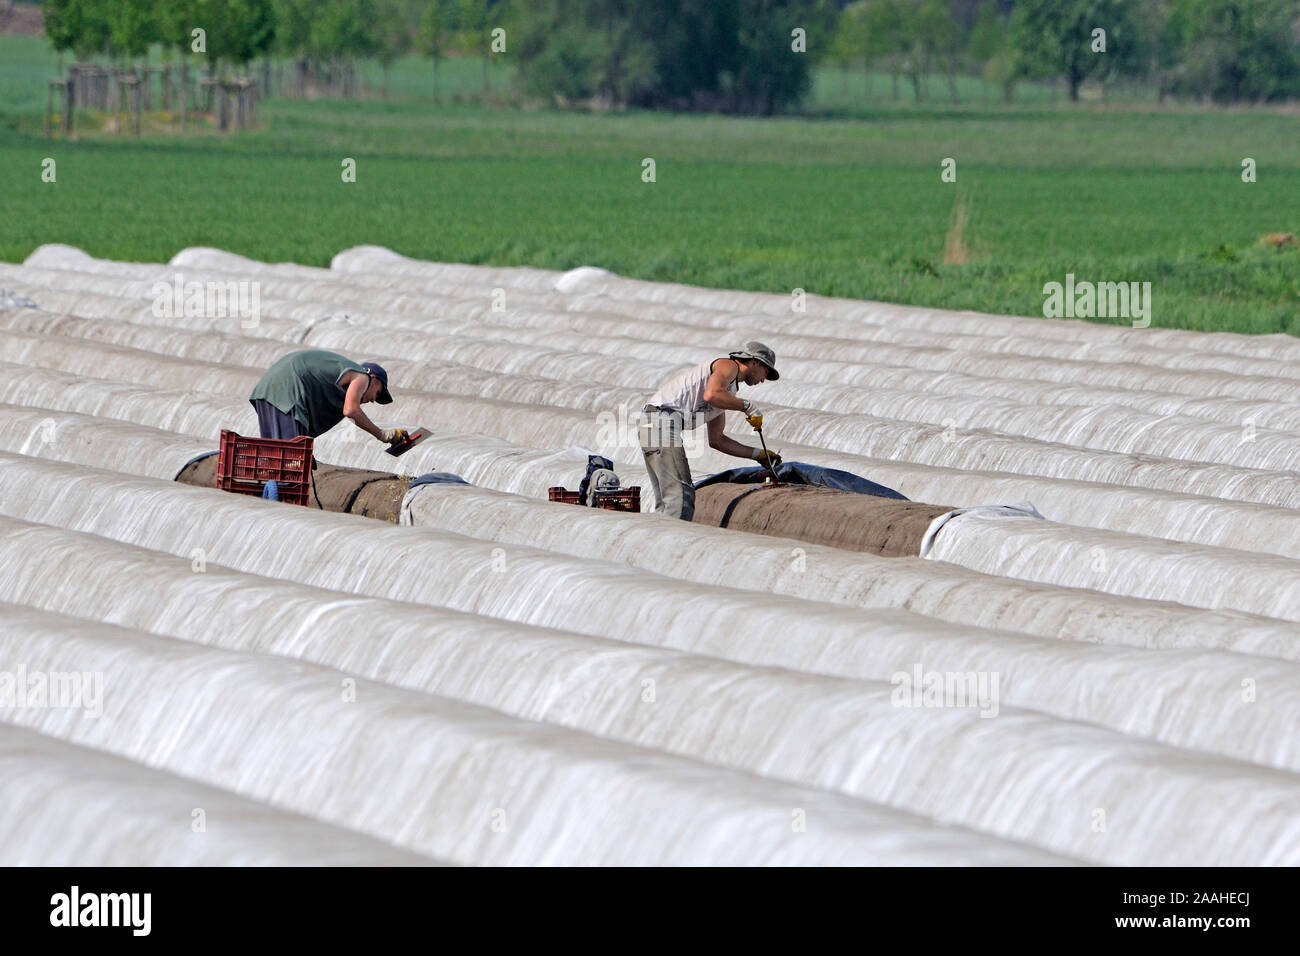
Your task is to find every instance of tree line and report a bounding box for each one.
[41,1,482,99]
[833,0,1300,105]
[38,0,1300,113]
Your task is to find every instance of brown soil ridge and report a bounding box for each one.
[177,454,411,522]
[693,483,954,557]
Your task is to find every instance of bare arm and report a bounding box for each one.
[340,371,383,440]
[701,358,747,412]
[707,412,755,459]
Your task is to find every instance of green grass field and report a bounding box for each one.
[2,34,1297,335]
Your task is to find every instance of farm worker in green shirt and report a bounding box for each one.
[249,349,407,446]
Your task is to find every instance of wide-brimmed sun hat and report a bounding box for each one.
[729,341,779,380]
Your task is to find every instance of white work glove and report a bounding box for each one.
[380,427,408,445]
[742,401,763,431]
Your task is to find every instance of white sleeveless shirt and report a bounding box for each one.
[645,358,738,430]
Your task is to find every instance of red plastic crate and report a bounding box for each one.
[549,485,641,512]
[216,429,313,506]
[594,487,640,512]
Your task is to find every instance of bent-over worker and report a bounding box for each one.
[249,349,406,446]
[638,341,782,521]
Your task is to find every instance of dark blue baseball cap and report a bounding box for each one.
[361,361,393,404]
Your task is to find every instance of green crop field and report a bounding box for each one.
[2,34,1297,335]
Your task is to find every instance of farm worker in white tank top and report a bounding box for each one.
[638,341,782,520]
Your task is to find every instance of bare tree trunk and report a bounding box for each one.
[107,66,121,134]
[217,80,229,130]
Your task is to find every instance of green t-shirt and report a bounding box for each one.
[248,350,367,438]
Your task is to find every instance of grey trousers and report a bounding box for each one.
[252,399,302,439]
[639,408,695,520]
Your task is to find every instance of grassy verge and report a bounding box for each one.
[2,35,1297,335]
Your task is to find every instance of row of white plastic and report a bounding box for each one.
[3,304,1300,562]
[3,245,1296,865]
[0,400,1292,656]
[4,454,1300,864]
[5,253,1300,526]
[7,250,1300,475]
[4,366,1300,626]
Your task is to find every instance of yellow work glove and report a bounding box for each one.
[742,401,763,431]
[381,427,408,445]
[753,448,782,469]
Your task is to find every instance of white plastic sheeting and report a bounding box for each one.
[397,478,1300,654]
[4,508,1299,780]
[925,510,1300,621]
[4,460,1300,864]
[0,407,1293,653]
[6,378,1300,620]
[0,602,1064,866]
[0,719,434,866]
[6,310,1300,559]
[4,244,1300,865]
